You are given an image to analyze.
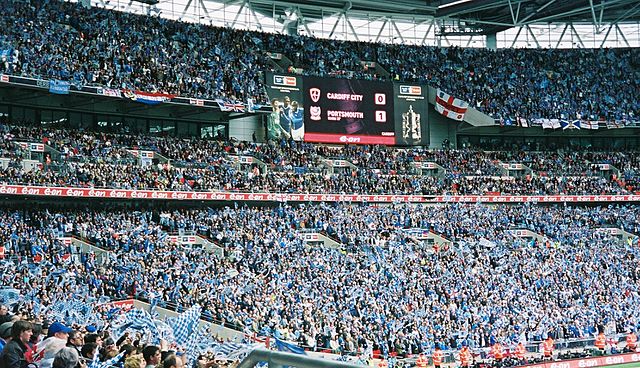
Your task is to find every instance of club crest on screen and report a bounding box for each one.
[309,88,321,103]
[310,106,321,120]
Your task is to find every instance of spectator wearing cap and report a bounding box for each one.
[37,322,73,368]
[143,345,161,368]
[0,322,12,351]
[0,319,32,368]
[48,322,73,340]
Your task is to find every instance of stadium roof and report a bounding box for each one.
[246,0,640,35]
[91,0,640,47]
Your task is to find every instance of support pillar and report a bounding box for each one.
[486,33,497,50]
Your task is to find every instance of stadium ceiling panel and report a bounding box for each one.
[431,0,640,34]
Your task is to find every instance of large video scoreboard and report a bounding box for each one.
[265,72,429,146]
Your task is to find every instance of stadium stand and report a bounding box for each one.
[1,203,640,363]
[0,0,639,121]
[1,122,639,195]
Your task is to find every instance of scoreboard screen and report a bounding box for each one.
[264,73,429,146]
[303,76,395,145]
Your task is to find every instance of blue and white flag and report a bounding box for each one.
[273,337,306,355]
[0,288,21,307]
[112,308,160,343]
[214,342,261,361]
[88,352,125,368]
[168,304,201,346]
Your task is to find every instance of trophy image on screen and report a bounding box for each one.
[402,105,421,143]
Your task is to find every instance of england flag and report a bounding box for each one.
[435,89,469,121]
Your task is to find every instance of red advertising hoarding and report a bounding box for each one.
[1,184,640,204]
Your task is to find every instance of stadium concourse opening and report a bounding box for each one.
[0,0,640,367]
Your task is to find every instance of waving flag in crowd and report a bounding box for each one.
[435,89,469,121]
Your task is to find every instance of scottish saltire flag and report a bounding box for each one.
[561,120,581,130]
[434,89,468,121]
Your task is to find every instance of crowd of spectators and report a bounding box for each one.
[1,202,640,362]
[1,0,640,120]
[1,123,639,195]
[0,308,207,368]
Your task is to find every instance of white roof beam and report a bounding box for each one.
[555,23,569,48]
[526,25,540,48]
[345,14,360,41]
[569,23,585,48]
[510,26,524,48]
[599,23,614,48]
[328,12,344,39]
[391,19,405,43]
[375,18,389,42]
[615,24,630,47]
[421,19,436,45]
[230,0,247,28]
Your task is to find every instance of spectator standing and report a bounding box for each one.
[0,320,32,368]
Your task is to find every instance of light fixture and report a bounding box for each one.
[438,0,473,9]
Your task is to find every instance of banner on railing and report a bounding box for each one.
[49,80,70,95]
[168,235,197,244]
[99,299,135,311]
[1,184,640,203]
[122,90,176,105]
[16,142,45,152]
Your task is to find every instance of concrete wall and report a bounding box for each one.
[428,110,458,149]
[228,115,264,142]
